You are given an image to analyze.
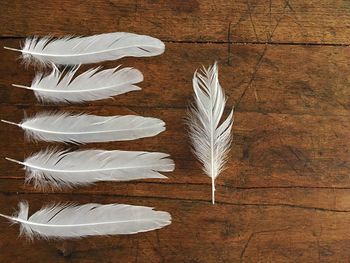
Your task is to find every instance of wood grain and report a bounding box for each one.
[2,0,350,44]
[1,40,349,116]
[1,194,350,262]
[0,105,349,187]
[0,1,350,262]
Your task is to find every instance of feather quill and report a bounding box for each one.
[12,66,143,103]
[0,202,171,239]
[6,148,175,189]
[4,32,165,66]
[1,112,165,144]
[187,62,234,204]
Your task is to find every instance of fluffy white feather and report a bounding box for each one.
[187,62,234,204]
[1,112,165,144]
[0,202,171,239]
[4,32,165,66]
[6,148,175,189]
[13,66,143,103]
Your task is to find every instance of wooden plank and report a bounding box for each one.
[1,2,350,262]
[2,179,350,212]
[2,1,350,44]
[0,105,349,189]
[1,40,349,116]
[0,193,349,262]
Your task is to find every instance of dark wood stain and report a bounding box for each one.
[167,0,200,13]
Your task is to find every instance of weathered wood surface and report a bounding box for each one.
[2,0,350,44]
[1,40,349,116]
[0,1,350,262]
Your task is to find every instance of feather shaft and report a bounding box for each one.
[5,157,23,166]
[0,213,12,221]
[3,46,21,52]
[1,119,19,126]
[12,84,32,90]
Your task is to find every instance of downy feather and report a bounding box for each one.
[187,62,234,204]
[13,66,143,103]
[6,148,175,189]
[0,202,171,239]
[1,112,165,144]
[4,32,165,66]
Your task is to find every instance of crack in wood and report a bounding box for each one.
[1,102,348,117]
[0,36,349,47]
[1,192,349,213]
[2,178,350,190]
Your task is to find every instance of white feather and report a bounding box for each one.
[13,66,143,103]
[187,62,234,204]
[0,202,171,239]
[1,112,165,144]
[4,32,165,66]
[6,148,175,189]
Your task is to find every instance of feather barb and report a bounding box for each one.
[187,62,234,204]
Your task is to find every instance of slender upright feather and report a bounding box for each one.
[187,62,234,204]
[13,66,143,103]
[4,32,165,66]
[1,112,165,144]
[0,202,171,239]
[6,148,175,189]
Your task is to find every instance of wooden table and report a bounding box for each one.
[0,1,349,262]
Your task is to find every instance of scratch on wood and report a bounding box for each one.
[124,107,141,115]
[235,44,268,110]
[56,241,74,257]
[272,148,304,177]
[285,0,294,12]
[228,0,258,42]
[227,22,232,66]
[134,0,138,12]
[234,0,288,111]
[269,0,272,36]
[246,0,259,42]
[287,146,315,173]
[240,227,290,262]
[333,188,337,210]
[142,231,166,263]
[134,239,139,263]
[212,242,228,263]
[315,235,322,262]
[155,230,165,263]
[312,227,323,263]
